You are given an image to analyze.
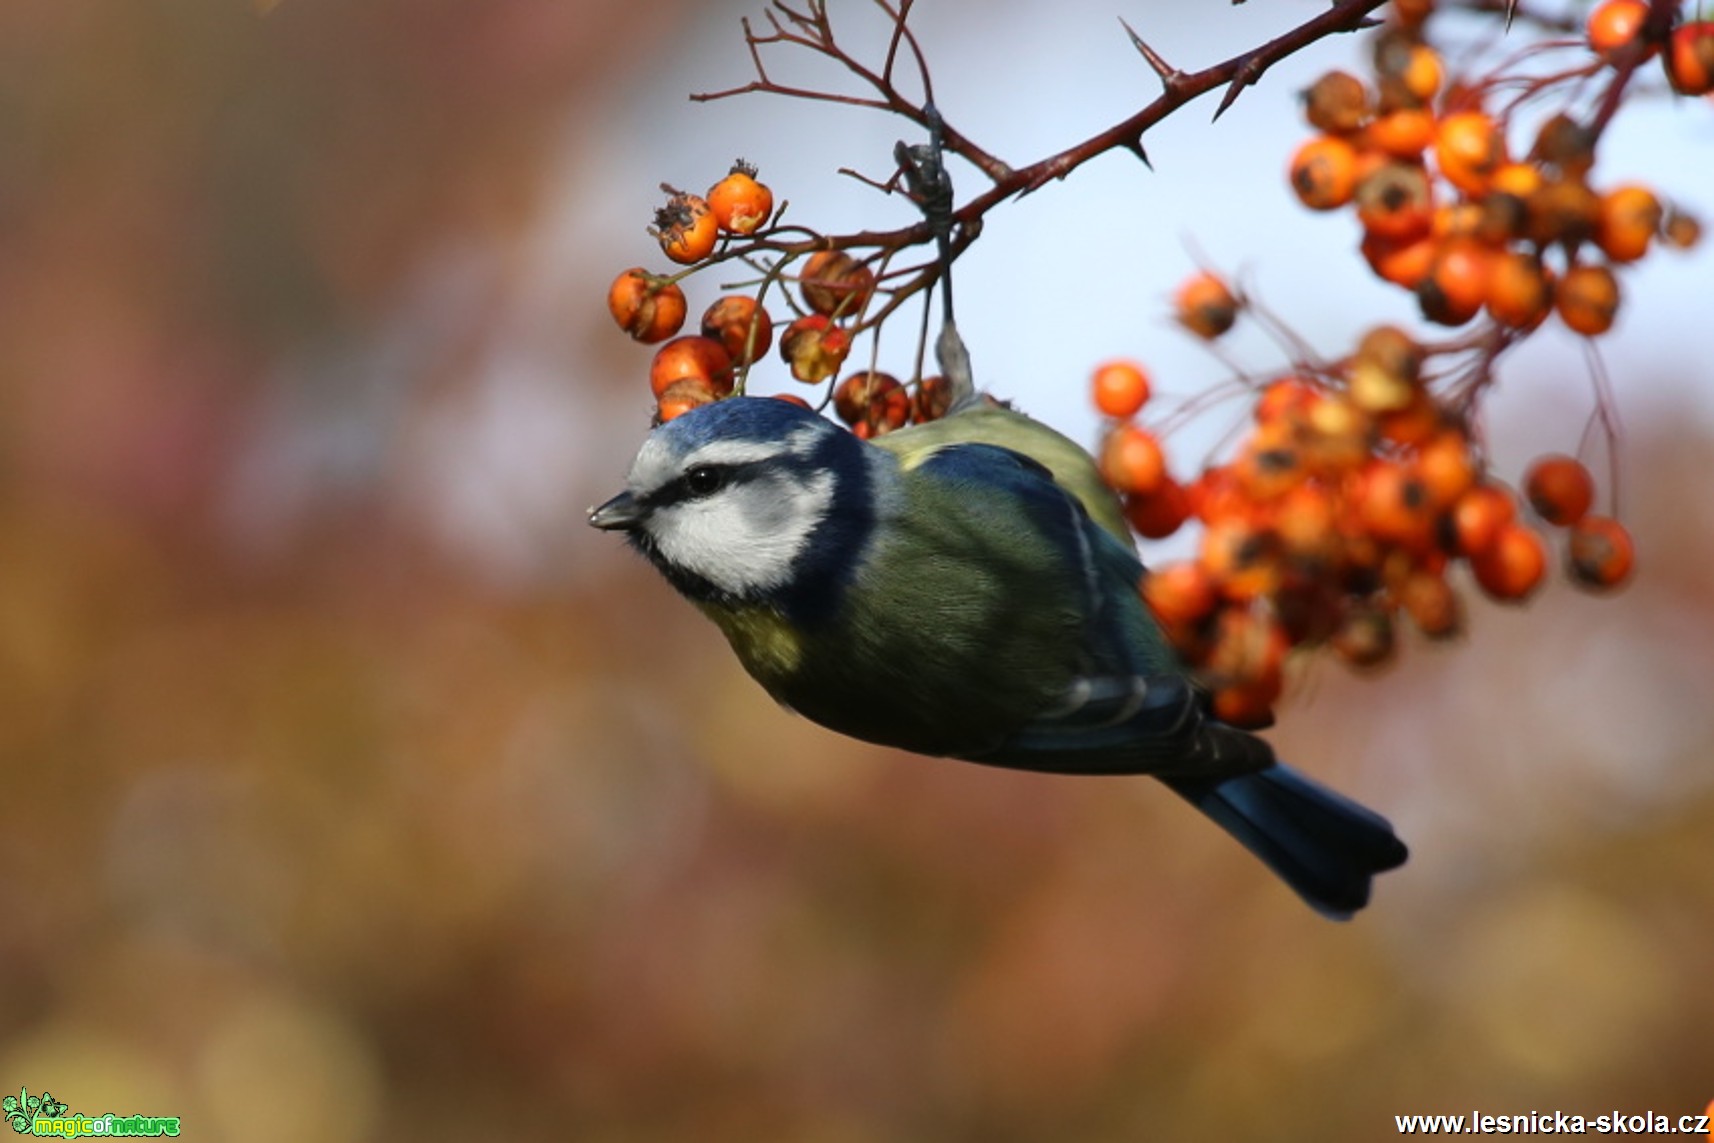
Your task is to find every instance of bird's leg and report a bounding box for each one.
[895,104,978,409]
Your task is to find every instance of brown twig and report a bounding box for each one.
[694,0,1009,182]
[693,0,1391,330]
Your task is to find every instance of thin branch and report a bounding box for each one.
[694,0,1008,182]
[878,0,933,107]
[1579,340,1625,518]
[1005,0,1388,193]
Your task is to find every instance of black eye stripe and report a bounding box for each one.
[647,460,765,509]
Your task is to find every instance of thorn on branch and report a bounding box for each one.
[1212,54,1270,120]
[1119,18,1188,93]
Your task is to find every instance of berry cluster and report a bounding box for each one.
[1288,0,1702,336]
[606,162,955,434]
[1088,0,1710,727]
[1098,277,1637,729]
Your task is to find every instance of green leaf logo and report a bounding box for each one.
[5,1087,68,1132]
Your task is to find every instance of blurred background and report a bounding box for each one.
[2,1,1712,1139]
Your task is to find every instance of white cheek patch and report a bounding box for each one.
[649,470,835,597]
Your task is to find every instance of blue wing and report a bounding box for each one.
[908,442,1223,770]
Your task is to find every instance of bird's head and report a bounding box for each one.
[589,397,878,619]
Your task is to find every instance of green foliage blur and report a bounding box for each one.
[1,2,1711,1141]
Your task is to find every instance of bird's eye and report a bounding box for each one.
[684,465,726,496]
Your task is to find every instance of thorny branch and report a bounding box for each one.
[680,0,1682,473]
[691,0,1391,328]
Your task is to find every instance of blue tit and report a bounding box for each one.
[589,395,1407,918]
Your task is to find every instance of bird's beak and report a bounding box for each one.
[588,490,645,531]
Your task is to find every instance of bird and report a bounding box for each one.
[588,389,1408,918]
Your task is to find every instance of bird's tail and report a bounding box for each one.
[1162,763,1408,920]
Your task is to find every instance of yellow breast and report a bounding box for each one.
[697,601,804,684]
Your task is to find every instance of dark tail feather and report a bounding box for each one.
[1163,763,1408,920]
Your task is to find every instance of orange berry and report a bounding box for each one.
[1302,393,1373,475]
[1212,677,1281,730]
[1555,264,1621,336]
[1418,237,1494,327]
[700,295,774,364]
[1188,465,1250,524]
[1596,184,1662,263]
[655,378,718,424]
[1274,578,1343,647]
[1531,114,1597,177]
[1255,376,1320,425]
[1142,561,1218,627]
[607,267,688,344]
[1201,517,1284,601]
[1302,70,1370,134]
[778,314,851,384]
[1471,522,1547,602]
[1399,44,1444,104]
[868,385,912,434]
[649,335,734,398]
[1525,178,1602,248]
[1376,389,1444,449]
[1100,424,1168,496]
[706,161,773,235]
[1366,108,1436,159]
[1349,324,1423,413]
[1434,112,1508,197]
[1174,272,1239,339]
[1433,201,1484,242]
[1416,430,1476,510]
[1358,460,1437,550]
[1449,483,1517,558]
[1490,162,1544,199]
[653,189,718,265]
[1206,609,1289,690]
[1397,569,1463,639]
[1566,515,1635,590]
[1485,250,1553,329]
[1356,161,1436,241]
[771,392,814,409]
[833,371,909,435]
[1275,482,1339,566]
[1357,325,1423,384]
[1476,192,1530,246]
[799,250,875,318]
[1331,600,1397,670]
[1234,419,1307,502]
[1586,0,1655,64]
[1391,0,1434,28]
[1666,21,1714,95]
[1290,135,1361,210]
[1662,209,1703,250]
[1091,359,1153,419]
[1524,454,1595,525]
[912,375,954,424]
[1125,479,1192,540]
[1361,230,1436,289]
